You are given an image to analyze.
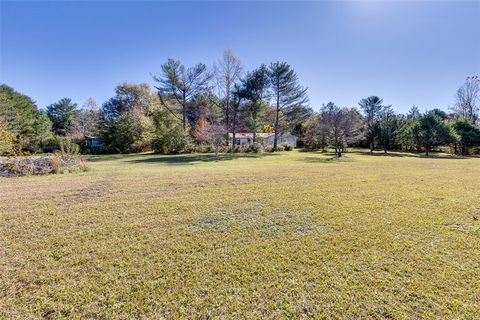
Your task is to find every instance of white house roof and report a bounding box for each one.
[228,133,273,139]
[228,132,297,139]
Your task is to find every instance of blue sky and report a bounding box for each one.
[1,1,479,113]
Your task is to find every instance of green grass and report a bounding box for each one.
[1,150,479,319]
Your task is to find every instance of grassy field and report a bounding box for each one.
[1,150,479,319]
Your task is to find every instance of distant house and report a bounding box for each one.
[228,133,298,147]
[85,136,105,148]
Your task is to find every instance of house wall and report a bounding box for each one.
[230,138,251,146]
[86,139,105,148]
[264,135,297,147]
[229,134,297,147]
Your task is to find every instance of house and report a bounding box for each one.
[85,136,105,148]
[228,132,298,147]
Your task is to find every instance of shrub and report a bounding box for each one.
[42,135,62,153]
[279,142,293,151]
[50,156,62,174]
[246,143,264,153]
[195,144,214,153]
[264,145,275,152]
[60,137,80,155]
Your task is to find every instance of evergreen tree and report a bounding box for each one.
[410,113,458,156]
[268,62,308,150]
[378,106,400,153]
[239,65,270,143]
[0,84,53,151]
[153,59,212,130]
[358,96,383,153]
[451,119,480,155]
[46,98,79,135]
[407,105,421,120]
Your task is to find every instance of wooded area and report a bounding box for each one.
[1,50,479,157]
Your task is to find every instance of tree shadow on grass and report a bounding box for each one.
[86,153,146,162]
[299,154,355,163]
[296,150,355,163]
[349,150,468,160]
[126,152,279,165]
[296,148,471,163]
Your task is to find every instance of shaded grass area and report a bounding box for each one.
[127,152,279,165]
[1,150,480,318]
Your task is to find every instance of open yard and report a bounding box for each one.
[1,150,479,319]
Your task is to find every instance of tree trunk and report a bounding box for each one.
[232,108,237,152]
[182,93,187,130]
[273,86,280,151]
[225,92,230,146]
[225,112,229,146]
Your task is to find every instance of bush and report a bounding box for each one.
[471,147,480,155]
[279,142,293,151]
[264,145,275,152]
[60,137,80,155]
[42,135,62,153]
[246,143,264,153]
[195,144,214,153]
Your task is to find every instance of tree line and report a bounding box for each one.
[1,49,479,156]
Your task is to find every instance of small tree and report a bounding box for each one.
[321,102,361,157]
[205,123,226,158]
[410,113,458,156]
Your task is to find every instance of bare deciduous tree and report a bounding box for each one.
[321,102,361,157]
[196,122,225,158]
[452,76,480,124]
[70,98,101,139]
[214,49,242,144]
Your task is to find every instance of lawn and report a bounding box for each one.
[1,150,479,319]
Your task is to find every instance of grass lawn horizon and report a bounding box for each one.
[1,149,479,318]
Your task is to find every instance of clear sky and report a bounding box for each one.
[1,1,479,113]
